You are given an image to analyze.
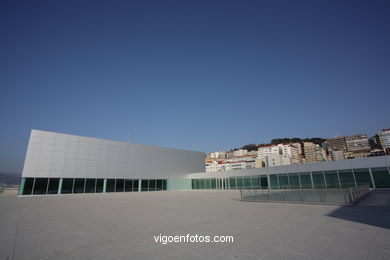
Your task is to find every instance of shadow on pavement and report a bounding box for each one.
[327,189,390,229]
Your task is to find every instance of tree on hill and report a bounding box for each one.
[0,172,21,186]
[303,138,326,145]
[241,144,258,151]
[271,137,326,146]
[271,138,296,144]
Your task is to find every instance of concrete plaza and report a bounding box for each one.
[0,190,389,260]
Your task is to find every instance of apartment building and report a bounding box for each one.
[303,142,327,163]
[258,143,301,165]
[379,129,390,154]
[326,136,347,160]
[345,134,371,158]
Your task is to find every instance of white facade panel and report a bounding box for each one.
[321,161,337,171]
[335,159,353,170]
[22,129,205,179]
[302,162,324,172]
[350,158,369,169]
[367,156,388,168]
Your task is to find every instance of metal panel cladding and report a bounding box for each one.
[21,130,205,179]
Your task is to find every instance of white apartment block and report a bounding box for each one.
[379,129,390,150]
[233,149,248,157]
[258,143,301,164]
[331,150,345,161]
[280,143,301,164]
[263,153,291,167]
[205,159,256,172]
[257,144,280,160]
[208,151,226,159]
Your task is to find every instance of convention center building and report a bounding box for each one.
[19,130,390,196]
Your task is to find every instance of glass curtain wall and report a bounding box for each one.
[18,167,390,195]
[190,168,387,190]
[20,178,167,195]
[371,167,390,188]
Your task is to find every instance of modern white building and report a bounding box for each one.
[20,130,204,195]
[19,129,390,196]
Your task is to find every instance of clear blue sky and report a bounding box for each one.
[1,0,389,173]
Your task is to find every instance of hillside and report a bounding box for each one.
[0,172,21,186]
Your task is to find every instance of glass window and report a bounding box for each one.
[353,168,373,187]
[47,178,60,194]
[134,179,140,191]
[33,178,48,195]
[278,174,289,189]
[338,170,355,188]
[62,178,74,194]
[198,179,203,189]
[243,177,251,188]
[270,175,278,189]
[211,179,216,189]
[299,172,312,189]
[141,179,148,191]
[236,177,243,189]
[312,172,325,188]
[288,173,300,189]
[162,180,167,191]
[116,179,124,192]
[371,167,390,188]
[195,179,200,189]
[205,179,211,189]
[22,178,34,195]
[260,176,268,189]
[125,179,133,192]
[229,177,237,189]
[73,178,85,193]
[106,179,115,192]
[96,179,104,193]
[149,179,156,191]
[85,179,96,193]
[324,171,340,188]
[156,179,163,191]
[200,179,206,190]
[251,176,260,189]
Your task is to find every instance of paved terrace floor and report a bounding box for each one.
[0,189,389,260]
